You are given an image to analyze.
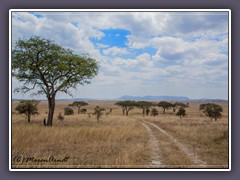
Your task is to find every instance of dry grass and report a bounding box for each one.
[141,101,229,168]
[11,100,229,169]
[12,102,151,168]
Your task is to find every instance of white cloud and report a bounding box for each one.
[103,47,129,56]
[11,11,229,99]
[95,43,109,48]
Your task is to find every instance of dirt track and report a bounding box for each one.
[139,119,207,168]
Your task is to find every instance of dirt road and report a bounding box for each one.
[137,118,207,168]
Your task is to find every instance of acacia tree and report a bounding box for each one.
[12,36,99,126]
[151,108,158,117]
[199,103,223,121]
[172,102,189,112]
[135,101,154,116]
[176,107,186,119]
[64,107,74,115]
[69,101,88,114]
[157,101,173,114]
[93,106,105,122]
[15,100,40,123]
[115,101,137,116]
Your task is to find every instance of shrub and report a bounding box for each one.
[15,100,40,123]
[151,108,158,116]
[176,107,186,119]
[93,106,105,122]
[64,107,74,115]
[199,103,223,121]
[157,101,173,114]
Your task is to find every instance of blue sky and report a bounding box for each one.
[11,11,229,99]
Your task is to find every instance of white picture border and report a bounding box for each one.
[9,9,231,171]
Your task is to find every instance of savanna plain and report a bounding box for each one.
[11,100,229,169]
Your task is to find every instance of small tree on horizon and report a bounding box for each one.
[135,101,154,116]
[151,108,158,117]
[64,107,74,115]
[146,107,150,116]
[176,107,186,119]
[115,101,138,116]
[157,101,173,114]
[199,103,223,121]
[172,102,189,112]
[69,101,88,114]
[15,100,40,123]
[93,106,105,122]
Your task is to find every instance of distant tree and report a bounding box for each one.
[12,36,99,126]
[115,101,138,116]
[172,102,189,112]
[79,108,87,114]
[146,107,150,116]
[176,107,186,119]
[121,107,126,115]
[93,106,105,122]
[151,108,158,117]
[64,107,74,115]
[199,103,223,121]
[15,100,40,123]
[157,101,173,114]
[69,101,88,114]
[135,101,154,116]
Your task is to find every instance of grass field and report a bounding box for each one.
[11,100,229,169]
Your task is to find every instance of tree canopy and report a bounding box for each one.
[12,36,99,126]
[93,106,105,122]
[157,101,173,114]
[69,101,89,114]
[151,108,158,117]
[199,103,223,121]
[115,101,138,116]
[176,107,186,119]
[172,102,189,112]
[15,100,40,123]
[135,101,155,115]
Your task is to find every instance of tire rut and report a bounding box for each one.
[140,122,164,167]
[144,121,207,167]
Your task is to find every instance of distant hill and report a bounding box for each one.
[196,98,227,102]
[12,98,96,102]
[12,96,227,102]
[118,95,190,101]
[56,98,96,101]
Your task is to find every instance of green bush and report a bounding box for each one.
[64,107,74,115]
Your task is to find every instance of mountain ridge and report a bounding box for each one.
[118,95,190,101]
[12,95,227,101]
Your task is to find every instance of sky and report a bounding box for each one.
[11,10,229,100]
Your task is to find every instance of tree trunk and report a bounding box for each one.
[122,108,125,115]
[78,106,80,114]
[27,114,31,123]
[126,108,129,116]
[47,95,56,126]
[146,109,149,116]
[163,108,166,114]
